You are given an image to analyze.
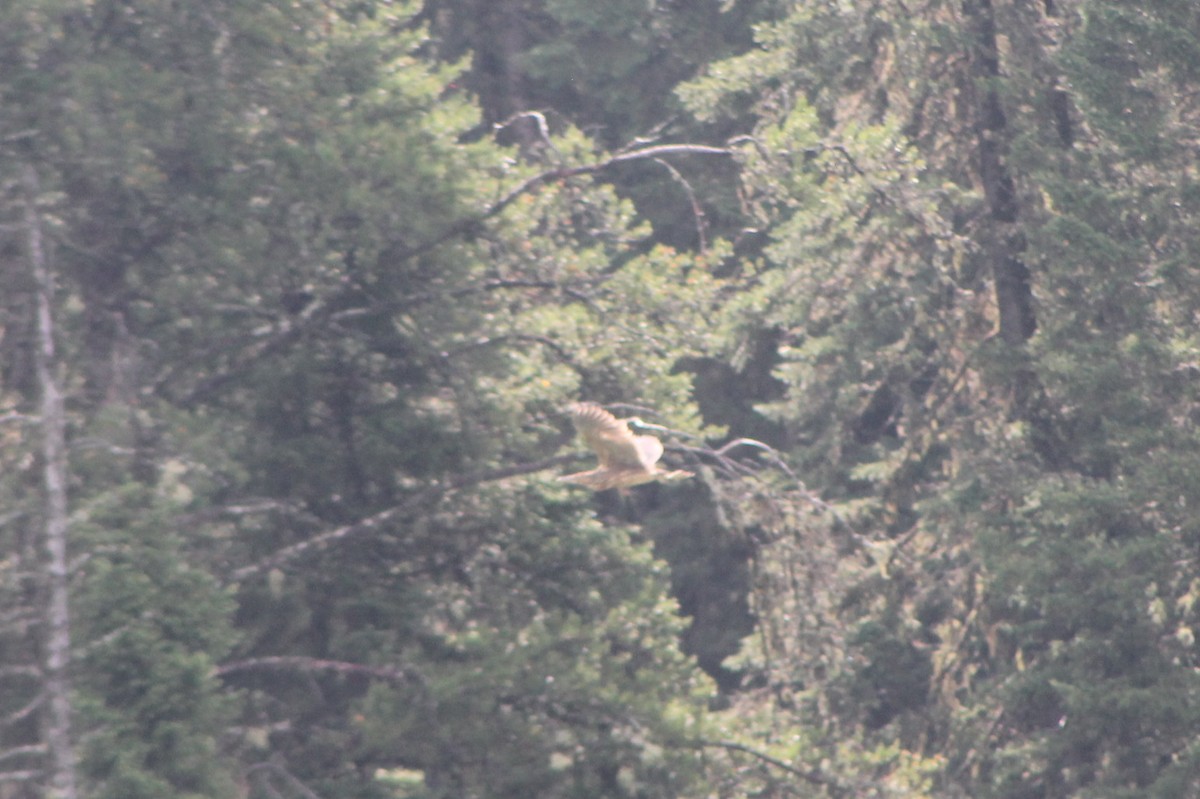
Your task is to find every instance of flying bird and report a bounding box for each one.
[558,402,694,491]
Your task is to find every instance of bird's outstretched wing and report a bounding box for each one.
[570,402,661,471]
[559,402,693,491]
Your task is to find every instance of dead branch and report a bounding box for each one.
[0,692,45,731]
[245,760,324,799]
[698,739,841,790]
[0,665,41,680]
[652,157,708,252]
[0,609,40,635]
[0,745,47,766]
[174,498,311,528]
[0,412,37,427]
[157,142,730,407]
[227,453,581,584]
[0,769,42,784]
[441,333,576,365]
[214,655,415,685]
[352,142,731,285]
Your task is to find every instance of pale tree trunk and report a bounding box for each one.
[22,163,79,799]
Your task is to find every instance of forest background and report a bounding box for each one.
[3,1,1200,797]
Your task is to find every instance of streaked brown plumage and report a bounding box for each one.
[558,403,694,491]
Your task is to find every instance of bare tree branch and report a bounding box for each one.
[698,739,845,792]
[215,655,415,685]
[0,665,41,680]
[173,498,311,529]
[245,760,325,799]
[0,769,43,784]
[0,693,45,731]
[161,278,591,407]
[0,744,47,766]
[227,454,581,584]
[157,142,731,408]
[0,412,37,427]
[419,142,731,265]
[652,157,708,252]
[0,609,40,635]
[166,312,316,408]
[442,333,576,365]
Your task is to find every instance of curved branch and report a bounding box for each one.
[652,157,708,252]
[398,142,732,265]
[0,412,37,427]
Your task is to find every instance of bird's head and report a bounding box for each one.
[626,417,671,434]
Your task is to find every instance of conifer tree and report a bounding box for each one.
[680,0,1200,795]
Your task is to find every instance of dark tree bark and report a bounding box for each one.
[464,0,541,148]
[961,0,1079,469]
[962,0,1037,346]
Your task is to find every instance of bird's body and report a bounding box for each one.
[559,403,693,491]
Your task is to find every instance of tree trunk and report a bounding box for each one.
[962,0,1036,345]
[961,0,1077,469]
[23,163,79,799]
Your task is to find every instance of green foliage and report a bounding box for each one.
[7,1,1200,797]
[676,0,1200,796]
[74,486,237,798]
[354,511,711,798]
[1062,2,1200,159]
